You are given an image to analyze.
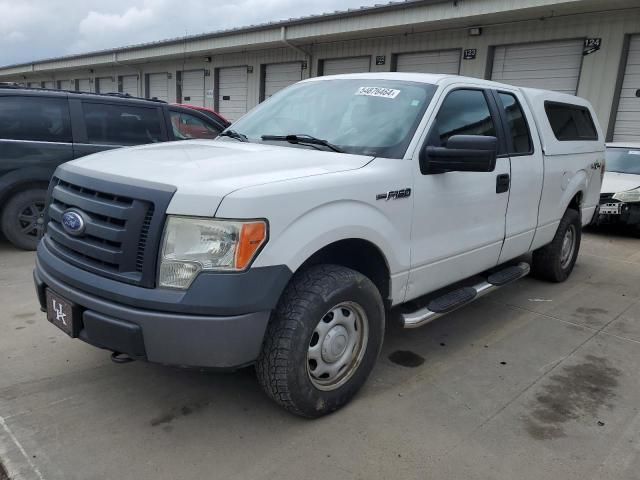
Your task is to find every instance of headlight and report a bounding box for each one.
[612,187,640,203]
[159,216,268,289]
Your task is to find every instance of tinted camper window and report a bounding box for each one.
[544,102,598,141]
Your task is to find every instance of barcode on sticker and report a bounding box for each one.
[355,87,401,99]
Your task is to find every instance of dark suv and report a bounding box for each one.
[0,86,230,250]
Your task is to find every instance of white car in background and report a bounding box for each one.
[595,143,640,233]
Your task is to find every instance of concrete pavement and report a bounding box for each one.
[1,230,639,480]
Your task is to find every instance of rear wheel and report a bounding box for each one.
[531,208,581,282]
[1,188,47,250]
[256,264,385,418]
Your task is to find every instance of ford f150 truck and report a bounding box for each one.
[34,73,605,417]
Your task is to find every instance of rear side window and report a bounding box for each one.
[544,102,598,141]
[0,96,72,143]
[82,102,163,146]
[498,93,532,154]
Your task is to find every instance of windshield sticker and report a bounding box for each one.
[355,87,401,99]
[628,150,640,155]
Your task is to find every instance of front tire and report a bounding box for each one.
[256,264,385,418]
[1,188,47,250]
[531,208,581,282]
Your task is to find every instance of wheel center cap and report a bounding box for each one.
[322,325,349,363]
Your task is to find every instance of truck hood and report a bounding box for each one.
[601,172,640,194]
[66,140,373,216]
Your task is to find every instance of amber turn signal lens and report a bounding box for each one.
[235,221,268,270]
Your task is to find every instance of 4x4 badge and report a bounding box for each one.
[376,188,411,201]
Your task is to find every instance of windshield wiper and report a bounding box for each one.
[219,129,249,142]
[261,134,343,153]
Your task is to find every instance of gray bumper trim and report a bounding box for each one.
[35,264,271,369]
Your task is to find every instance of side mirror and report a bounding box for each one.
[420,135,498,174]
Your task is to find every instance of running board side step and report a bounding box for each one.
[402,262,530,329]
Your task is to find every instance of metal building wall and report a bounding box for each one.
[7,7,639,135]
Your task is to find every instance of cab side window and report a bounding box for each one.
[497,92,532,154]
[429,89,496,147]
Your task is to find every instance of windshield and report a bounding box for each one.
[605,147,640,175]
[227,79,437,158]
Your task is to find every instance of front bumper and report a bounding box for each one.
[35,241,292,369]
[594,199,640,227]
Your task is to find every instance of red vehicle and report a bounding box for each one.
[170,104,230,140]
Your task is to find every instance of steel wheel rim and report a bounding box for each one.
[560,225,576,269]
[306,301,369,391]
[18,201,46,238]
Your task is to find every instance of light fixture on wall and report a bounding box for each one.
[204,56,212,63]
[468,27,482,36]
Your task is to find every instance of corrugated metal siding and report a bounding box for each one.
[218,66,248,121]
[264,62,302,98]
[395,49,461,74]
[491,39,584,94]
[613,35,640,142]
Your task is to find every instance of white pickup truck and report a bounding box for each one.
[34,73,605,417]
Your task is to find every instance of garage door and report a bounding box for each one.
[322,57,371,76]
[121,75,139,96]
[57,80,73,90]
[27,82,40,88]
[148,73,169,101]
[395,49,461,74]
[217,66,248,122]
[96,77,116,94]
[181,70,205,106]
[77,79,91,92]
[613,35,640,142]
[264,62,302,99]
[491,39,584,94]
[43,81,55,89]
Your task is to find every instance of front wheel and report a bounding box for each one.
[256,265,385,418]
[1,188,47,250]
[531,208,581,282]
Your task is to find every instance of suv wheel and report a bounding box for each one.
[1,188,47,250]
[256,264,385,418]
[531,208,581,282]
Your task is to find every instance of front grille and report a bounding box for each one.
[44,170,175,288]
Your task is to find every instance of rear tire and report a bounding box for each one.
[1,188,47,250]
[531,208,581,282]
[256,264,385,418]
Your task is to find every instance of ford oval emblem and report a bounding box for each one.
[61,210,86,236]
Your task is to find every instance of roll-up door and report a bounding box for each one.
[57,80,73,90]
[264,62,302,99]
[148,73,169,101]
[121,75,139,96]
[217,66,248,121]
[96,76,116,94]
[395,49,461,74]
[613,35,640,142]
[27,82,41,88]
[322,57,371,76]
[43,81,55,89]
[77,79,91,92]
[491,39,584,94]
[181,70,205,106]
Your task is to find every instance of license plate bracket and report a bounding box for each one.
[600,203,621,215]
[46,289,81,337]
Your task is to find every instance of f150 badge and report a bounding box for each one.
[376,188,411,201]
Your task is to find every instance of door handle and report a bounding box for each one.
[496,173,510,194]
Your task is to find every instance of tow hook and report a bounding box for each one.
[111,351,135,364]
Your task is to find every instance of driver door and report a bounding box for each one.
[406,87,510,301]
